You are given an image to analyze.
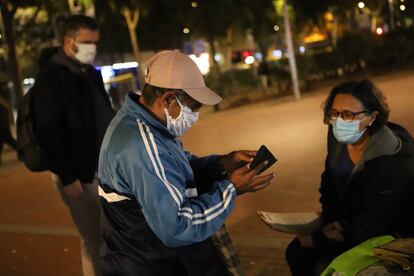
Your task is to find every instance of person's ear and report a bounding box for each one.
[64,35,77,53]
[64,35,72,46]
[369,111,379,126]
[161,92,176,108]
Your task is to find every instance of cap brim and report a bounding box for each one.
[183,86,222,106]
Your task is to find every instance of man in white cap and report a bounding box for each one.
[98,50,275,275]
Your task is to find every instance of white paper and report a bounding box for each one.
[257,211,321,234]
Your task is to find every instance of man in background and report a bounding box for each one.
[32,15,114,276]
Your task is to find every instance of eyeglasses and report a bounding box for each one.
[328,110,368,122]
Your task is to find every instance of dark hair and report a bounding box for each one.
[141,85,187,106]
[62,15,98,39]
[323,79,390,135]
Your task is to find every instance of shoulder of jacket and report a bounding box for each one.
[37,62,73,82]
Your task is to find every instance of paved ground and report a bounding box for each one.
[1,72,414,275]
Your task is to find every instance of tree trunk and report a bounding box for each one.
[225,27,233,69]
[371,15,377,33]
[208,36,221,75]
[282,0,301,100]
[208,35,222,111]
[332,14,338,47]
[122,8,145,90]
[370,2,383,33]
[224,27,235,96]
[257,37,267,62]
[0,3,23,106]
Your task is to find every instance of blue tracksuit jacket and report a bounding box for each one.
[98,93,237,250]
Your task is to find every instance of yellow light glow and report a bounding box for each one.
[273,25,280,31]
[303,28,327,44]
[358,2,365,9]
[400,4,406,11]
[183,28,190,34]
[191,2,198,8]
[324,12,334,21]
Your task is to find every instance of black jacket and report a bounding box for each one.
[33,48,114,185]
[314,122,414,252]
[0,98,10,129]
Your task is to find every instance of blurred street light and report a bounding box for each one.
[358,2,366,9]
[191,2,198,8]
[376,27,384,35]
[183,28,190,34]
[273,25,280,31]
[244,56,255,65]
[214,53,223,63]
[400,4,406,11]
[112,62,139,70]
[23,78,35,85]
[272,50,283,59]
[255,52,263,60]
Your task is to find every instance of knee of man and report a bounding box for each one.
[285,238,302,261]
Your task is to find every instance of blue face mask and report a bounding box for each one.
[331,117,369,144]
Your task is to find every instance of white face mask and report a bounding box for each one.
[164,98,199,137]
[74,43,97,64]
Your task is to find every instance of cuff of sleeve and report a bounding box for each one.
[230,182,238,196]
[222,180,237,196]
[216,156,230,178]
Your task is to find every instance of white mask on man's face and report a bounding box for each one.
[74,43,97,64]
[164,97,199,137]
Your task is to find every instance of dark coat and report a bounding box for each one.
[0,99,10,129]
[314,122,414,252]
[33,48,114,185]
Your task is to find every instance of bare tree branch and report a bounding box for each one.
[132,9,139,27]
[122,8,131,28]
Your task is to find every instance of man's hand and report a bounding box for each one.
[220,150,256,174]
[229,161,275,195]
[63,180,84,201]
[323,221,344,242]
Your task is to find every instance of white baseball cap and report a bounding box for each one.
[144,50,222,105]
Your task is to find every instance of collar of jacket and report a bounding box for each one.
[50,48,89,75]
[119,92,174,138]
[352,126,401,174]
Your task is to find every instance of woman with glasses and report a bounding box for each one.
[285,79,414,276]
